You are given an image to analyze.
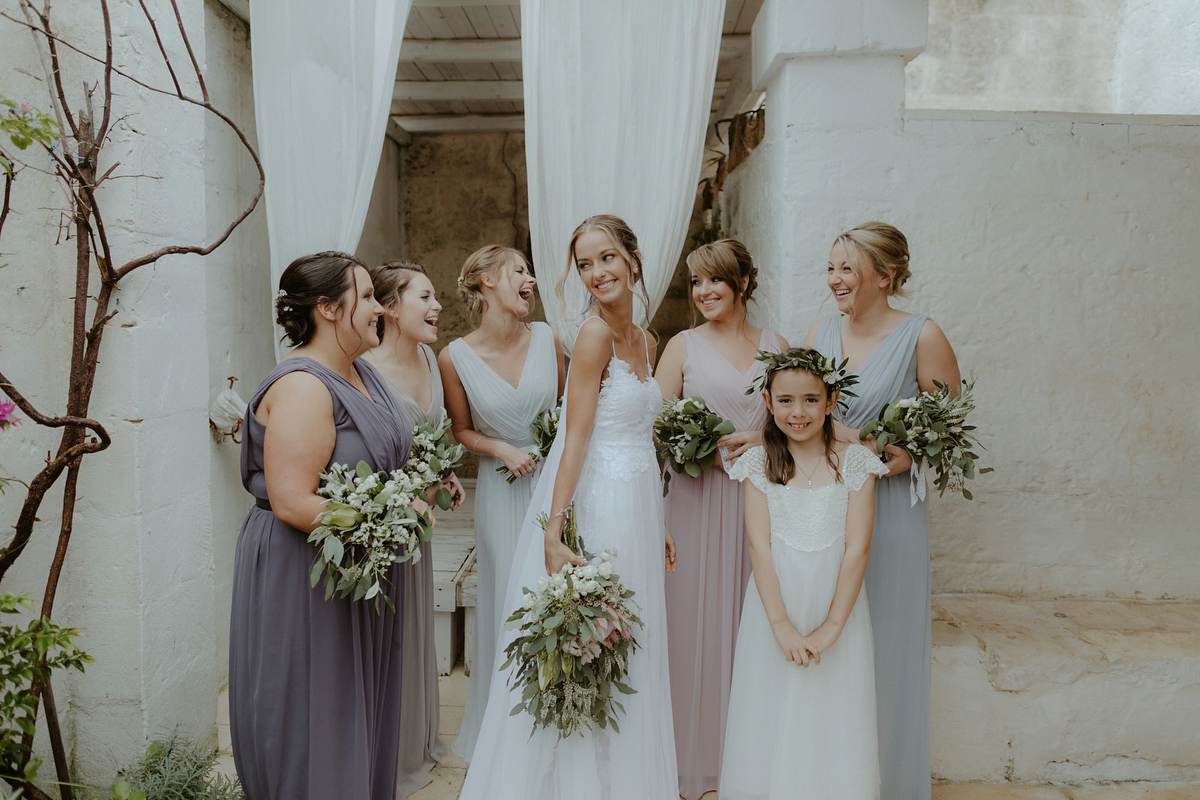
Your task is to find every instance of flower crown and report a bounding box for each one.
[745,349,860,398]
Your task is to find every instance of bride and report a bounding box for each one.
[458,214,680,799]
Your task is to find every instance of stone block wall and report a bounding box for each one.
[724,92,1200,599]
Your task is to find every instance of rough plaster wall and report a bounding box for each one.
[403,132,532,351]
[724,55,1200,599]
[1,0,227,782]
[203,0,272,690]
[907,0,1200,115]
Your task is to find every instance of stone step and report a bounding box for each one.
[932,594,1200,785]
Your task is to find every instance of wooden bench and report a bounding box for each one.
[430,479,478,675]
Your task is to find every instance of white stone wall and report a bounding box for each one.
[907,0,1200,115]
[202,0,273,692]
[725,24,1200,599]
[0,0,277,783]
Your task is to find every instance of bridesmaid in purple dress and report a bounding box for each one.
[229,252,418,800]
[655,240,788,800]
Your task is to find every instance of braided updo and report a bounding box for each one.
[835,221,912,297]
[275,251,365,347]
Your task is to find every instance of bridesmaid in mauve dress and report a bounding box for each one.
[806,222,960,800]
[438,245,564,762]
[654,240,787,800]
[229,252,414,800]
[363,260,464,798]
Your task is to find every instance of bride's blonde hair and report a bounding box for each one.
[558,215,653,323]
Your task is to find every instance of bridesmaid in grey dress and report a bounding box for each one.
[654,240,787,799]
[229,252,413,800]
[363,260,463,798]
[438,245,564,762]
[806,222,960,800]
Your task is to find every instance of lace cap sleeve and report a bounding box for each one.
[842,444,887,492]
[728,446,769,492]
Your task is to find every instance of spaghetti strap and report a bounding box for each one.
[582,314,617,358]
[641,328,651,372]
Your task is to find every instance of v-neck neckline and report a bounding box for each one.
[688,328,766,376]
[837,314,917,374]
[405,345,436,416]
[460,326,536,392]
[294,356,379,405]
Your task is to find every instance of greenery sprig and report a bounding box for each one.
[745,349,860,398]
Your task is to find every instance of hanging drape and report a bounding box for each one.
[250,0,412,358]
[521,0,725,350]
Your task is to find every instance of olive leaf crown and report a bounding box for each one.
[745,348,861,398]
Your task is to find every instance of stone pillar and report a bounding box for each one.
[725,0,928,337]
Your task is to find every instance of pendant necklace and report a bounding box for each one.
[795,456,822,489]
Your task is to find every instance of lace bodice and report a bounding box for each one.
[580,355,662,484]
[727,445,887,552]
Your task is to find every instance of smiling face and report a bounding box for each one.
[828,240,889,315]
[495,255,537,318]
[334,265,385,355]
[765,368,837,445]
[388,271,441,344]
[691,269,744,322]
[573,228,637,305]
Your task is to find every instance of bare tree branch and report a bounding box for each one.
[96,0,113,144]
[136,0,183,98]
[170,0,207,103]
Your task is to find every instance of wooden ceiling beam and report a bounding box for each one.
[397,34,747,63]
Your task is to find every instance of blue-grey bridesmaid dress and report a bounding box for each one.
[815,312,931,800]
[229,357,411,800]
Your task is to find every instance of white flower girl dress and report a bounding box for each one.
[720,444,887,800]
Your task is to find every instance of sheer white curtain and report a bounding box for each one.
[521,0,725,350]
[250,0,412,358]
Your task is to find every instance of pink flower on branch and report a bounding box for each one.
[0,402,19,430]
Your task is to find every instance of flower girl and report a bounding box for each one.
[721,349,887,800]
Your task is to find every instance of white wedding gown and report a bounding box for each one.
[459,338,679,800]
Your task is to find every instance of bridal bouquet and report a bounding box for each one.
[501,505,643,738]
[654,396,735,495]
[308,461,434,611]
[496,401,561,484]
[409,413,467,509]
[859,376,992,504]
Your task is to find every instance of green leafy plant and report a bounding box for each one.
[83,735,243,800]
[0,95,59,180]
[0,593,91,786]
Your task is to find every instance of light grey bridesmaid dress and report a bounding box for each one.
[814,312,931,800]
[377,342,448,799]
[663,327,781,800]
[445,321,559,762]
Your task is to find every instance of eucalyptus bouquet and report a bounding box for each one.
[409,412,467,509]
[308,460,434,611]
[654,396,735,496]
[501,505,643,738]
[496,401,562,484]
[859,376,992,504]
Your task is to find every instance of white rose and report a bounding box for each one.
[581,564,599,579]
[598,562,612,578]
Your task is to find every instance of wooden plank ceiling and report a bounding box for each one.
[392,0,764,134]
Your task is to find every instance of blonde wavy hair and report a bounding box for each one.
[834,221,912,307]
[558,214,651,320]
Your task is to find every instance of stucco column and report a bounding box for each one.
[730,0,928,336]
[50,0,220,781]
